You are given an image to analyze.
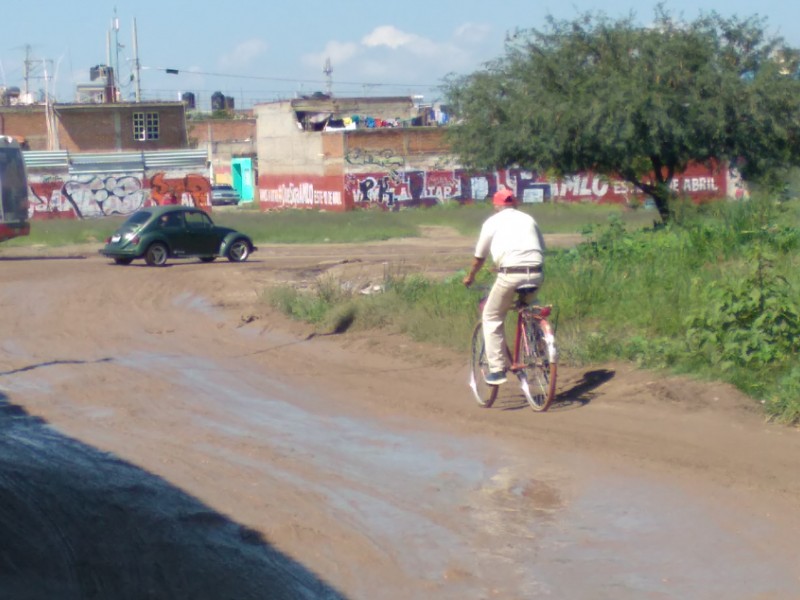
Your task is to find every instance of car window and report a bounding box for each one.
[125,211,152,225]
[185,211,212,230]
[159,213,183,228]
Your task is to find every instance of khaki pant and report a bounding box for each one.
[483,271,544,373]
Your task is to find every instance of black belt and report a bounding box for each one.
[499,265,542,274]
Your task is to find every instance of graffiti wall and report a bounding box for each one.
[258,174,348,211]
[343,163,733,208]
[28,172,212,219]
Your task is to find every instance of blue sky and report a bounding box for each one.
[3,0,799,110]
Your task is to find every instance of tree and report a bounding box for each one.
[444,7,800,221]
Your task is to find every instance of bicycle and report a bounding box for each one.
[469,285,558,412]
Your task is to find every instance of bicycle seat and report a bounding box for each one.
[515,285,538,306]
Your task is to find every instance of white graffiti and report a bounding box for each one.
[469,177,490,200]
[262,183,342,207]
[674,177,720,192]
[553,174,610,198]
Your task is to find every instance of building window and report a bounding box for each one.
[133,112,160,141]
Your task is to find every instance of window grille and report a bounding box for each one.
[133,112,160,141]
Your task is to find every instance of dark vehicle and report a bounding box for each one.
[0,136,30,242]
[210,184,241,206]
[100,205,256,267]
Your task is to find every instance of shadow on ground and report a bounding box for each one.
[494,369,614,412]
[552,368,616,410]
[0,392,346,600]
[0,255,87,261]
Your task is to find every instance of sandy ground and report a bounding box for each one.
[1,228,799,599]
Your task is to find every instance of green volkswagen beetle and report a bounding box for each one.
[100,205,256,267]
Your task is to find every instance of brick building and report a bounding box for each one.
[187,115,257,202]
[0,101,188,151]
[1,101,211,220]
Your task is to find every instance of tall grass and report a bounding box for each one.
[6,201,658,248]
[207,202,661,241]
[265,197,800,425]
[14,199,797,421]
[4,216,125,247]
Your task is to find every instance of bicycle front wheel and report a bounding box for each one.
[469,321,499,408]
[518,317,557,412]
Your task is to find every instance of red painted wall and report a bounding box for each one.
[258,174,349,211]
[28,172,212,220]
[341,163,735,209]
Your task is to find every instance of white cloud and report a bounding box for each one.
[301,22,500,97]
[302,40,360,70]
[217,39,268,70]
[360,26,444,59]
[361,25,416,49]
[453,22,492,42]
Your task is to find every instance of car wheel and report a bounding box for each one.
[200,256,216,263]
[226,239,251,262]
[113,257,134,265]
[145,242,169,266]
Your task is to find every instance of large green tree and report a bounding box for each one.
[444,8,800,221]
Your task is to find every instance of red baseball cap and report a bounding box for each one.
[492,189,515,206]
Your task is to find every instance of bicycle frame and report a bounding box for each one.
[470,286,558,411]
[511,305,557,372]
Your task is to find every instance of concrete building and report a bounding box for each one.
[255,96,451,211]
[254,95,741,211]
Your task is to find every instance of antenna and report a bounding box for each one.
[23,44,32,97]
[323,57,332,96]
[21,45,52,104]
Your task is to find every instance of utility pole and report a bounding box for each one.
[132,18,141,102]
[112,9,121,101]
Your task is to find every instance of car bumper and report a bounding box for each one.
[99,246,140,259]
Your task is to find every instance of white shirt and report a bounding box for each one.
[474,208,545,268]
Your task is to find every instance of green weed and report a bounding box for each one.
[264,197,800,424]
[12,197,800,424]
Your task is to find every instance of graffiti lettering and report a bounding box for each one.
[62,175,146,218]
[556,174,609,198]
[263,183,342,207]
[345,170,461,208]
[344,165,730,208]
[684,177,718,192]
[28,171,211,220]
[149,173,210,209]
[345,148,404,168]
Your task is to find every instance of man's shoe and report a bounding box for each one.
[484,370,507,385]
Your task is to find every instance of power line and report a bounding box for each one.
[141,65,438,88]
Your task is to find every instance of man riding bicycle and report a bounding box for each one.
[463,188,546,385]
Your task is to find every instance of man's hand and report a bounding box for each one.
[463,256,485,287]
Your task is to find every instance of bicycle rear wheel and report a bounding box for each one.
[469,321,499,408]
[518,317,557,412]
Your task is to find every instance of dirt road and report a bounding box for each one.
[1,231,799,599]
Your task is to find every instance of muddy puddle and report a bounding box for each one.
[104,352,800,599]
